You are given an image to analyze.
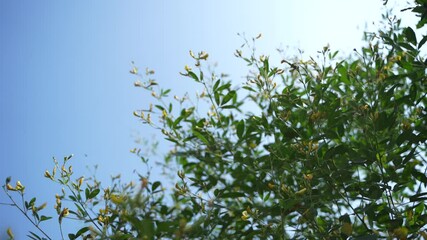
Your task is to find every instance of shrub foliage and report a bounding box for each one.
[3,1,427,239]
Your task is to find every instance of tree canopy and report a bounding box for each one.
[3,1,427,239]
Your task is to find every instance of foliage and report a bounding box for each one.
[2,1,427,239]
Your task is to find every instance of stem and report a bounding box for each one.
[59,222,64,240]
[66,185,103,233]
[2,186,52,240]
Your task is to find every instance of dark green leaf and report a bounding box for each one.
[236,120,245,139]
[39,215,52,222]
[418,35,427,48]
[27,231,42,240]
[404,27,417,45]
[88,189,100,199]
[221,91,236,106]
[152,181,161,192]
[188,71,199,82]
[218,192,245,198]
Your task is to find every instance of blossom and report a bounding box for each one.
[241,210,250,221]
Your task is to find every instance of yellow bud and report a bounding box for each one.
[99,206,109,215]
[393,227,408,239]
[59,207,69,223]
[241,210,250,221]
[44,170,52,179]
[178,171,185,179]
[141,178,149,189]
[16,181,24,189]
[303,173,313,181]
[281,184,289,193]
[37,202,47,211]
[62,208,69,216]
[7,228,14,239]
[98,215,104,224]
[129,67,138,74]
[341,222,352,236]
[295,188,307,196]
[184,65,192,72]
[189,50,195,58]
[6,183,16,191]
[134,81,142,87]
[110,194,125,204]
[78,177,84,187]
[199,51,209,60]
[267,182,275,190]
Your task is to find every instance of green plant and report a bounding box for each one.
[3,1,427,239]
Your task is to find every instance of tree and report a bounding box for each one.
[3,1,427,239]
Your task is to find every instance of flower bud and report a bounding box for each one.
[184,65,192,72]
[6,183,15,191]
[44,170,52,179]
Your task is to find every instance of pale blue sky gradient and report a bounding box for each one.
[0,1,410,238]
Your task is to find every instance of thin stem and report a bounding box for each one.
[0,202,14,206]
[59,222,64,240]
[2,186,52,240]
[66,185,103,233]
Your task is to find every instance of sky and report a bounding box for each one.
[0,0,413,239]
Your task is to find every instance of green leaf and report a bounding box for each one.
[39,215,52,222]
[74,227,89,238]
[192,129,209,145]
[221,105,236,109]
[213,79,221,91]
[85,188,90,200]
[412,170,427,184]
[152,181,161,192]
[418,35,427,48]
[156,221,177,233]
[27,231,42,240]
[155,104,165,111]
[221,90,236,106]
[141,219,155,240]
[214,91,220,105]
[218,192,245,198]
[187,71,199,82]
[88,189,100,199]
[409,192,427,202]
[398,41,416,51]
[5,176,11,184]
[236,120,245,139]
[216,83,231,92]
[404,27,417,45]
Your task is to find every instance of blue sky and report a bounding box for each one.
[0,0,410,238]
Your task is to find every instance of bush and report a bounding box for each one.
[3,1,427,239]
